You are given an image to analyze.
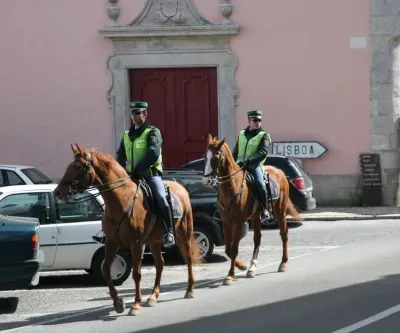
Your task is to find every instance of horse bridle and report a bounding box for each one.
[203,147,244,185]
[66,152,130,202]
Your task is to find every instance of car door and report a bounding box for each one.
[0,190,57,267]
[53,191,104,270]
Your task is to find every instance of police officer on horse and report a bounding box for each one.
[232,109,273,225]
[116,101,175,248]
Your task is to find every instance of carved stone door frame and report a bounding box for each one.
[98,0,240,151]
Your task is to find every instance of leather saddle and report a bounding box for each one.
[137,179,172,217]
[244,170,273,201]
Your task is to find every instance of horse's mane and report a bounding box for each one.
[87,148,127,177]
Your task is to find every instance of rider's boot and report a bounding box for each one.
[162,206,176,248]
[259,191,273,226]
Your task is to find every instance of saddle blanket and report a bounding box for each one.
[169,191,183,219]
[266,175,280,201]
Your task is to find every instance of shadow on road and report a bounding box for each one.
[2,273,400,332]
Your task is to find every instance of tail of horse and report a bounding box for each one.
[190,233,205,265]
[287,198,303,221]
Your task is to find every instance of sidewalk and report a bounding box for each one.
[287,206,400,221]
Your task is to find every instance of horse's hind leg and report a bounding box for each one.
[128,242,144,316]
[275,197,289,272]
[102,241,125,314]
[146,242,164,307]
[247,216,262,278]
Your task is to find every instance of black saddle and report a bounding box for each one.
[244,170,271,200]
[136,179,172,217]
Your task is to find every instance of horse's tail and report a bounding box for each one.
[190,233,205,265]
[287,198,303,221]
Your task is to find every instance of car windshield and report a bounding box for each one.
[21,168,54,184]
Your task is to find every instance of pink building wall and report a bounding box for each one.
[0,0,370,179]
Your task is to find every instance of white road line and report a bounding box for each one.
[214,245,340,251]
[2,247,338,332]
[330,304,400,333]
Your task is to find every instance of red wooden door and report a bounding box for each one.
[129,68,218,168]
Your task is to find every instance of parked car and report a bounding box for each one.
[0,165,54,187]
[0,213,44,291]
[0,172,248,286]
[180,155,316,212]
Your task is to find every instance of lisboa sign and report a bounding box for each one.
[271,141,328,159]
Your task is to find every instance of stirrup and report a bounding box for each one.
[163,232,176,248]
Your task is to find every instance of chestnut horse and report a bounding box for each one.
[54,144,202,316]
[202,134,302,285]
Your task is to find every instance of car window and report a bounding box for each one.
[266,158,298,177]
[21,168,54,184]
[55,192,103,223]
[0,192,52,224]
[0,170,25,186]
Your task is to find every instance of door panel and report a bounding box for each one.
[129,67,218,168]
[174,68,218,167]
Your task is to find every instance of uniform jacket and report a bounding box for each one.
[116,121,163,176]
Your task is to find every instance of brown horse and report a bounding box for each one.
[202,134,302,285]
[54,144,203,316]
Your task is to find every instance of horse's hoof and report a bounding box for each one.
[235,261,247,271]
[278,265,287,272]
[128,308,140,316]
[223,277,233,285]
[246,270,255,278]
[184,291,195,299]
[146,297,157,307]
[114,298,125,314]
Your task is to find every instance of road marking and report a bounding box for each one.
[214,245,340,252]
[330,304,400,333]
[2,247,338,332]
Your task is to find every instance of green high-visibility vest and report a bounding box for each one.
[123,127,163,176]
[236,130,270,169]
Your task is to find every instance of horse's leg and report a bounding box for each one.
[102,241,125,314]
[223,223,243,286]
[246,216,262,278]
[146,242,164,307]
[128,242,144,316]
[276,197,289,272]
[222,219,247,273]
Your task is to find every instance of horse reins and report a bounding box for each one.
[203,147,246,215]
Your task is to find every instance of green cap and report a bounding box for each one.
[130,101,148,113]
[247,110,262,118]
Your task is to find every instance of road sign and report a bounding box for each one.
[270,141,328,159]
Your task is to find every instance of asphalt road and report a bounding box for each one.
[2,219,400,333]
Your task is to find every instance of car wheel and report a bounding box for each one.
[92,248,132,286]
[194,226,214,260]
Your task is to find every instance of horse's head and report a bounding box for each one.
[54,143,97,200]
[202,133,226,187]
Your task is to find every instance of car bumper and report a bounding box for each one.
[0,249,44,291]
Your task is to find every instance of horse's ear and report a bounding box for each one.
[75,143,84,154]
[70,144,78,154]
[206,133,213,144]
[217,137,226,151]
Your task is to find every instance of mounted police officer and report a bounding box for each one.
[232,109,273,225]
[116,101,175,248]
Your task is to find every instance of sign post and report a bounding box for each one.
[270,141,328,159]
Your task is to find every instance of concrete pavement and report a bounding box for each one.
[3,225,400,333]
[287,206,400,221]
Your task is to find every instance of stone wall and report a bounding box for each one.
[370,0,400,205]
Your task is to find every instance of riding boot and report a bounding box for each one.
[259,191,273,226]
[162,206,176,248]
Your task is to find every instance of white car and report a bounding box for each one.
[0,165,55,186]
[0,184,131,286]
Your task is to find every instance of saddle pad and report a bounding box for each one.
[170,191,183,219]
[267,176,280,201]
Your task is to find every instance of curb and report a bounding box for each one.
[287,215,400,222]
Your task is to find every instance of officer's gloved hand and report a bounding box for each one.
[130,170,140,182]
